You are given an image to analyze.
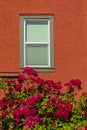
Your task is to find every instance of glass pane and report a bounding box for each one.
[25,21,48,42]
[25,45,48,66]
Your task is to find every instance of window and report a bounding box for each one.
[20,15,54,71]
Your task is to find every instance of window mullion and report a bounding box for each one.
[24,42,49,45]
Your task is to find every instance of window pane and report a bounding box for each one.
[25,45,48,65]
[25,21,48,42]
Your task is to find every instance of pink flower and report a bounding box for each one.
[24,118,37,127]
[17,106,37,117]
[14,83,22,91]
[12,109,21,119]
[44,112,52,116]
[18,75,28,83]
[25,94,43,106]
[39,119,45,125]
[15,118,21,124]
[68,84,74,92]
[7,79,13,86]
[63,111,70,120]
[64,83,74,92]
[82,91,87,97]
[54,100,72,120]
[9,99,15,108]
[85,126,87,130]
[70,79,81,87]
[45,80,54,87]
[30,77,44,85]
[50,95,57,101]
[0,98,8,109]
[52,122,56,126]
[34,115,40,121]
[3,109,8,117]
[19,99,26,106]
[12,106,37,125]
[0,109,8,118]
[64,79,82,91]
[83,110,87,117]
[23,108,37,117]
[53,82,62,90]
[45,87,52,93]
[23,67,38,77]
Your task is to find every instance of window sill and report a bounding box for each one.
[20,67,55,72]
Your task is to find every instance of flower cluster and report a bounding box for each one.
[64,79,82,92]
[0,67,87,130]
[23,67,38,77]
[54,100,73,120]
[25,94,43,106]
[12,106,38,126]
[83,110,87,117]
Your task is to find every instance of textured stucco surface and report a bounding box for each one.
[0,0,87,89]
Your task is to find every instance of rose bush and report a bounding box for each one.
[0,67,87,130]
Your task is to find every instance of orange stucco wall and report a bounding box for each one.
[0,0,87,89]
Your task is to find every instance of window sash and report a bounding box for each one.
[25,44,49,67]
[25,20,49,42]
[24,44,50,67]
[24,19,50,67]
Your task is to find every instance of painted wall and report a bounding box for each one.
[0,0,87,89]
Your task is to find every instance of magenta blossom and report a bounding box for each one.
[45,80,54,87]
[53,82,62,90]
[82,91,87,97]
[18,75,28,83]
[50,95,57,101]
[30,77,44,85]
[68,84,74,92]
[85,126,87,130]
[52,122,56,126]
[70,79,81,87]
[12,107,37,120]
[54,100,73,120]
[50,95,58,106]
[9,99,15,108]
[64,79,82,92]
[14,83,22,91]
[0,109,8,118]
[45,87,52,93]
[24,119,37,128]
[0,98,8,109]
[23,108,37,117]
[7,79,13,86]
[83,110,87,117]
[25,94,43,106]
[34,114,41,121]
[64,83,74,92]
[19,99,26,106]
[24,114,44,127]
[23,67,38,77]
[12,109,21,119]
